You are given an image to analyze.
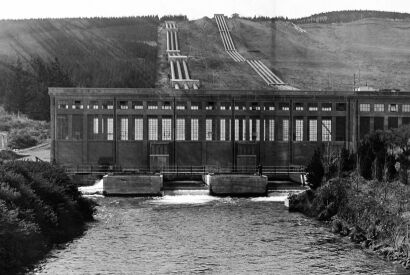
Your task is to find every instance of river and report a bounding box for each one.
[31,192,406,274]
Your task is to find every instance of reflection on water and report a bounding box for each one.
[32,195,406,274]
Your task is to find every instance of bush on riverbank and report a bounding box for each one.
[289,174,410,268]
[0,161,96,274]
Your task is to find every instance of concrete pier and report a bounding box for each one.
[103,174,163,196]
[204,174,268,196]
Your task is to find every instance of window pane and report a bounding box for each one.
[162,118,172,141]
[148,118,158,141]
[322,119,332,141]
[206,119,213,141]
[176,119,185,140]
[191,119,198,141]
[107,118,114,140]
[57,115,69,139]
[135,118,143,140]
[309,120,317,141]
[120,118,128,140]
[295,119,303,141]
[269,119,275,141]
[235,119,239,141]
[220,119,226,141]
[283,119,289,141]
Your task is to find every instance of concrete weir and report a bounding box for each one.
[204,174,268,196]
[103,174,163,196]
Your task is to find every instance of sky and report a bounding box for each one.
[1,0,410,20]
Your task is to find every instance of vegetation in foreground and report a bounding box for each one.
[290,125,410,269]
[0,107,49,149]
[0,161,96,274]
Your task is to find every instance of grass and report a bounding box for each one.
[0,17,159,88]
[1,16,410,91]
[161,17,410,91]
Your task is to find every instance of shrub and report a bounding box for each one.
[306,148,324,189]
[0,161,96,274]
[7,130,38,149]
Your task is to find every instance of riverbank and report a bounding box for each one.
[0,161,96,274]
[289,174,410,269]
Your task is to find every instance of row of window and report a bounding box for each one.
[58,115,334,142]
[359,103,409,112]
[57,100,348,112]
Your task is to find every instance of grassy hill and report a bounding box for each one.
[0,17,159,88]
[1,14,410,92]
[168,16,410,91]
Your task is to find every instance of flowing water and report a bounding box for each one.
[31,186,406,274]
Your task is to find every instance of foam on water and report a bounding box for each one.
[78,179,104,195]
[150,195,220,205]
[251,196,288,202]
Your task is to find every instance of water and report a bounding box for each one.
[31,192,406,274]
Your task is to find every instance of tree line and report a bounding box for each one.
[292,10,410,24]
[3,57,73,121]
[234,10,410,24]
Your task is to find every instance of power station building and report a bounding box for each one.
[49,87,410,170]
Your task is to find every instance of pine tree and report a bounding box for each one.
[306,148,325,190]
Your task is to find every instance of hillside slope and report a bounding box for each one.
[167,17,410,91]
[0,17,158,88]
[1,16,410,91]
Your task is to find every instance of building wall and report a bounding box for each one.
[49,88,410,169]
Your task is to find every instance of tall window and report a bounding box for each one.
[249,119,253,140]
[162,118,172,140]
[256,119,260,141]
[269,119,275,141]
[283,119,289,141]
[309,119,317,141]
[191,119,199,141]
[57,115,69,139]
[242,119,246,140]
[120,118,128,140]
[235,119,239,141]
[220,119,226,141]
[93,117,99,135]
[206,119,213,141]
[107,118,114,140]
[322,119,332,141]
[134,118,143,140]
[176,119,185,140]
[403,104,410,112]
[148,118,158,140]
[295,119,303,141]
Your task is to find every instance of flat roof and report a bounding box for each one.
[48,87,410,99]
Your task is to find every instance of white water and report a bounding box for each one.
[78,179,104,195]
[150,194,221,205]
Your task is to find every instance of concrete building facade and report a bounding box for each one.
[49,88,410,170]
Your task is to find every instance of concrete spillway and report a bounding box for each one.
[164,21,200,90]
